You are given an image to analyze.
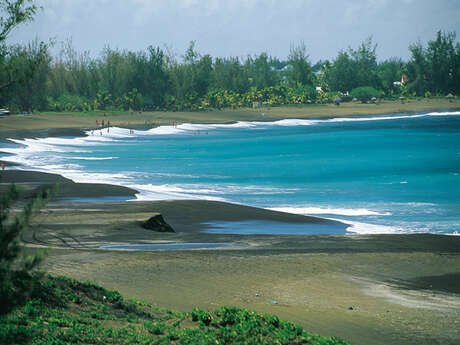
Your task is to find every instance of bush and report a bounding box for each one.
[0,184,54,316]
[48,93,91,112]
[350,86,380,103]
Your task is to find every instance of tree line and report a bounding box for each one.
[1,23,459,112]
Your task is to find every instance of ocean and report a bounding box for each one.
[2,111,460,235]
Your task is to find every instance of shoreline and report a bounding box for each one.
[1,98,459,141]
[1,106,460,236]
[1,107,460,344]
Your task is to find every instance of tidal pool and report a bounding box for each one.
[202,220,347,235]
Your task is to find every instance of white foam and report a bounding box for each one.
[3,110,458,158]
[323,114,427,123]
[266,206,405,235]
[147,126,184,135]
[139,110,460,134]
[70,156,119,161]
[270,119,317,126]
[425,111,460,116]
[215,121,256,128]
[268,206,390,216]
[132,183,226,202]
[129,183,296,201]
[328,218,406,235]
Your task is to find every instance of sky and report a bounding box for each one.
[5,0,460,62]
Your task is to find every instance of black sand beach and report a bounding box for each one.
[1,106,460,345]
[0,168,458,345]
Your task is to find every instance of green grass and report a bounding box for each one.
[0,275,351,345]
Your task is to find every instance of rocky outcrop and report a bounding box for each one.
[142,214,175,233]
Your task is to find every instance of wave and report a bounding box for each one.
[131,183,226,202]
[268,206,390,216]
[425,111,460,116]
[3,110,459,154]
[129,183,297,201]
[336,218,407,235]
[73,110,460,140]
[70,156,119,161]
[266,206,411,235]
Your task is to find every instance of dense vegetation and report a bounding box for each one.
[0,274,351,345]
[1,30,459,113]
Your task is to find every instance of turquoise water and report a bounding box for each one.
[203,221,347,235]
[2,111,460,235]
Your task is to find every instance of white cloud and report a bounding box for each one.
[6,0,460,61]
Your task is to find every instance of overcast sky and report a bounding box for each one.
[5,0,460,62]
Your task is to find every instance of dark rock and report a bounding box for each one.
[142,214,175,233]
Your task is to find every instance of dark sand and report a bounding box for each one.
[1,104,460,345]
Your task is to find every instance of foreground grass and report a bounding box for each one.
[0,275,351,345]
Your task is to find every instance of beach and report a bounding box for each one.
[1,99,460,135]
[1,102,460,345]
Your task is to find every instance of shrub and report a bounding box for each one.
[0,184,55,315]
[350,86,380,103]
[48,93,90,112]
[190,308,212,325]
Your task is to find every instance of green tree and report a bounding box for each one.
[0,40,51,111]
[350,37,379,89]
[454,42,460,95]
[245,53,279,90]
[168,41,214,110]
[426,31,457,95]
[406,41,428,96]
[212,57,250,94]
[378,57,405,96]
[326,51,355,92]
[0,0,39,92]
[0,0,37,43]
[327,37,379,93]
[0,184,53,315]
[144,46,169,109]
[287,41,312,86]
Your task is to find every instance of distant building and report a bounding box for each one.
[401,74,409,85]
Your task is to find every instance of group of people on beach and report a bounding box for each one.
[91,118,111,136]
